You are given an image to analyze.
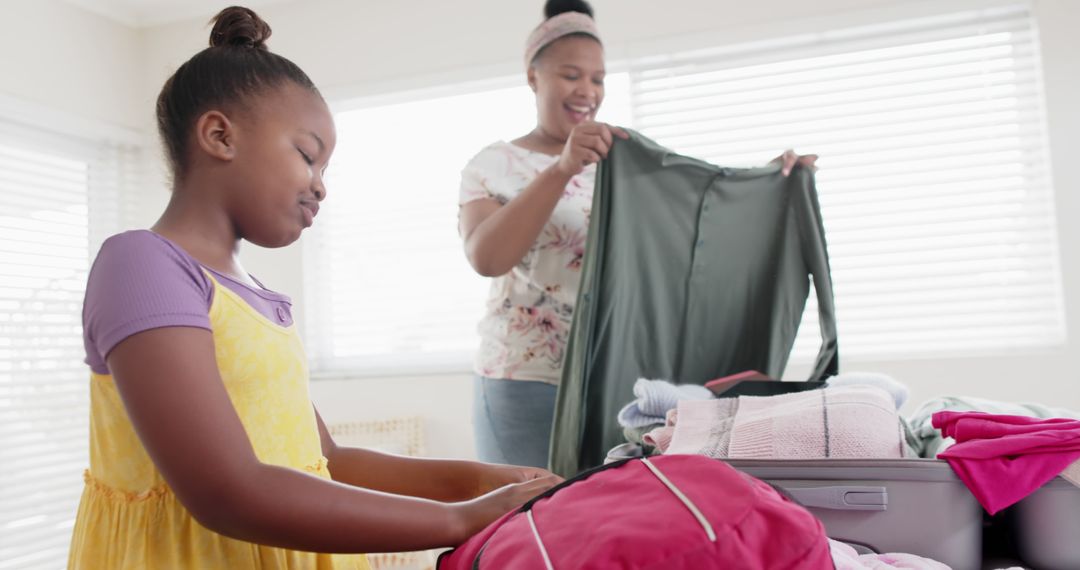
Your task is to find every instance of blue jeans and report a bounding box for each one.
[472,376,557,468]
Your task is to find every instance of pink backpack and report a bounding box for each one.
[439,455,832,569]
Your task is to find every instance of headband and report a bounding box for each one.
[524,11,601,68]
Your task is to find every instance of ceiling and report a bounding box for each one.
[60,0,291,27]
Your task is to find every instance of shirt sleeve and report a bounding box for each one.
[83,231,214,374]
[459,146,502,206]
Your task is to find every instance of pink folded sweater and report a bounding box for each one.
[668,386,906,459]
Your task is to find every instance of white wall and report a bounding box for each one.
[89,0,1080,458]
[0,1,143,133]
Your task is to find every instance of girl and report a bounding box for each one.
[458,0,817,468]
[70,7,559,569]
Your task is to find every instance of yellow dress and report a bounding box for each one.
[68,273,370,569]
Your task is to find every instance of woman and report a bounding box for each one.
[458,0,816,468]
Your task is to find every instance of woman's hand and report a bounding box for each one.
[556,121,629,177]
[770,149,819,177]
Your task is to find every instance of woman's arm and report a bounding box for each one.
[460,121,627,277]
[459,165,571,277]
[107,327,558,553]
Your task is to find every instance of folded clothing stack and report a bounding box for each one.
[668,385,908,459]
[616,378,712,429]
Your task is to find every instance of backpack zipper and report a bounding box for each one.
[641,457,717,542]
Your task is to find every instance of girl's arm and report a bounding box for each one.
[107,326,557,553]
[314,409,556,503]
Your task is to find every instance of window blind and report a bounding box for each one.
[0,117,137,569]
[303,75,632,376]
[304,3,1063,375]
[628,3,1065,360]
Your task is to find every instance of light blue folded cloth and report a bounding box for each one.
[617,378,713,428]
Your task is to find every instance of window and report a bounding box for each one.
[307,3,1063,376]
[627,3,1064,360]
[303,74,631,376]
[0,116,136,569]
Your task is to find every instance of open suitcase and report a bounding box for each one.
[609,445,1080,569]
[1006,474,1080,569]
[725,458,982,569]
[607,445,982,569]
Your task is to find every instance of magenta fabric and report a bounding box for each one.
[438,455,831,570]
[933,411,1080,514]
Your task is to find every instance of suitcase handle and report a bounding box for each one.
[785,486,888,511]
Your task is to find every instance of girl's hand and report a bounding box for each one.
[450,474,562,544]
[556,121,630,177]
[770,149,819,177]
[471,463,563,497]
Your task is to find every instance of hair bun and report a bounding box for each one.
[543,0,594,19]
[209,6,271,50]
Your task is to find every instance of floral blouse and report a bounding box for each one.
[459,141,596,385]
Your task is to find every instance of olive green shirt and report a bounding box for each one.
[550,132,839,476]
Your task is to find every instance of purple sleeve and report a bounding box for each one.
[83,231,213,374]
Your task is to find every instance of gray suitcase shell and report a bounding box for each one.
[722,459,981,569]
[606,445,982,569]
[1010,475,1080,570]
